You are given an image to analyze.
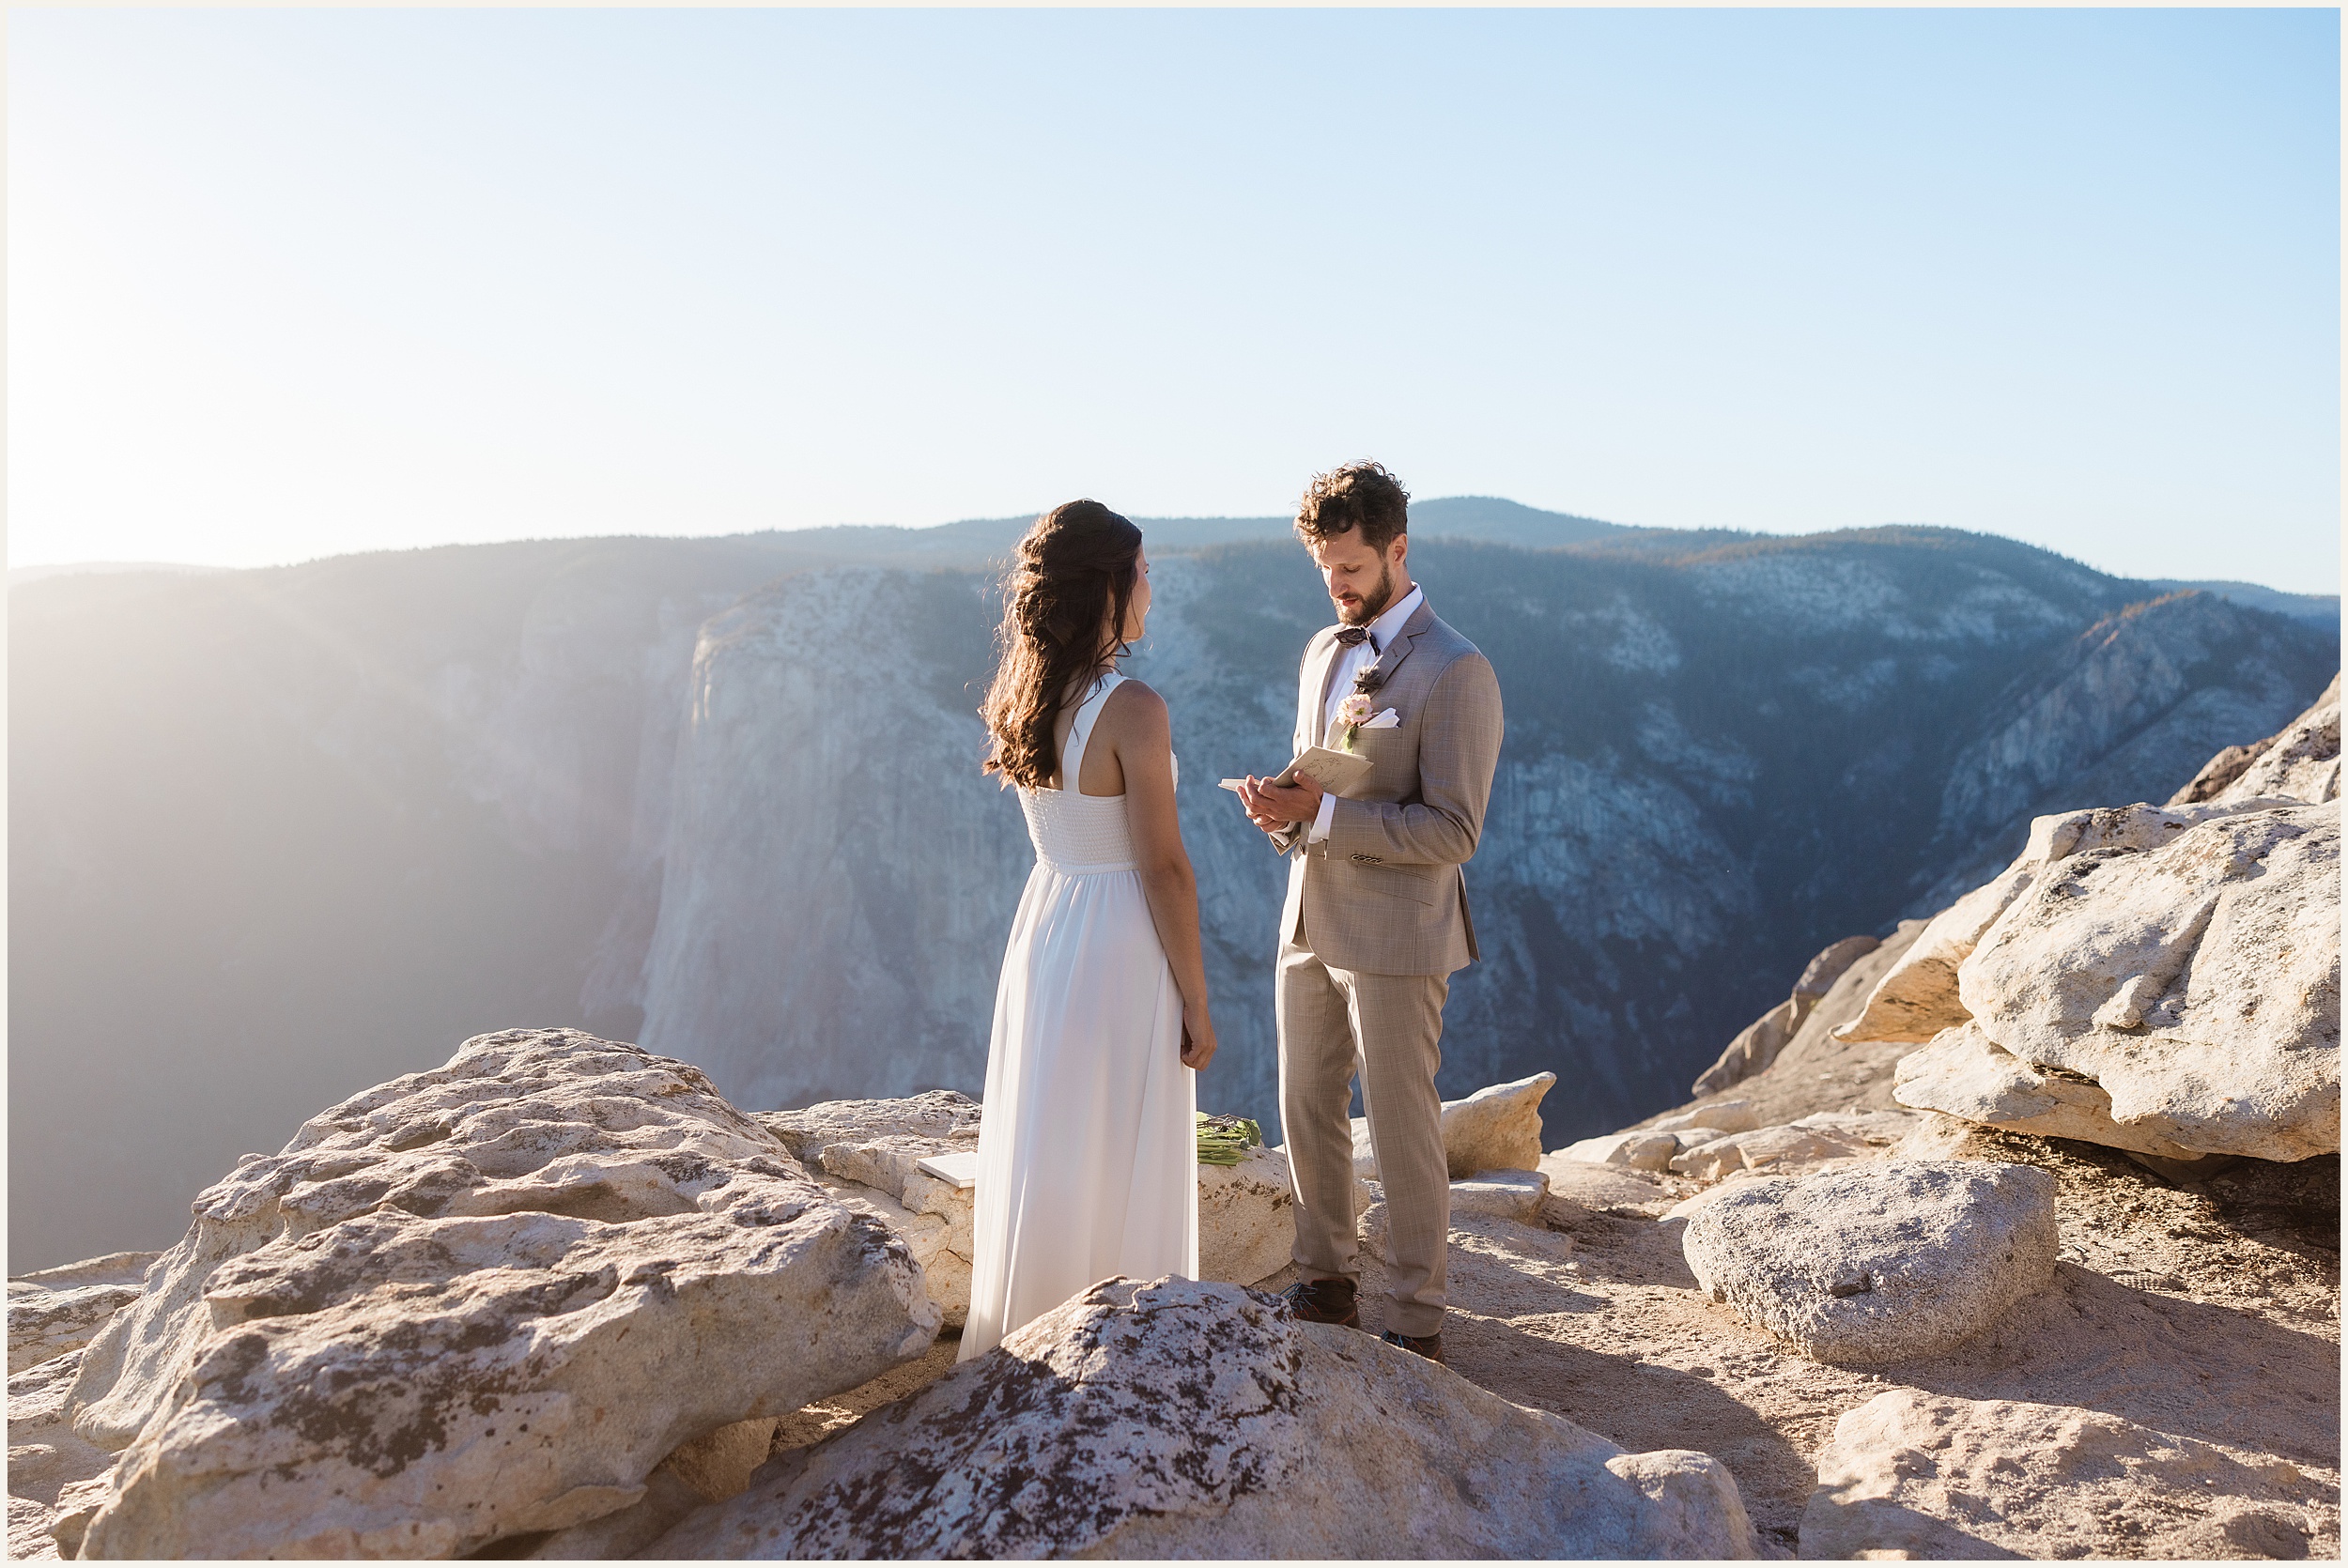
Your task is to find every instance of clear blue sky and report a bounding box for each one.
[10,8,2340,592]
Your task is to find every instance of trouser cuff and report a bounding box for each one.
[1385,1303,1444,1338]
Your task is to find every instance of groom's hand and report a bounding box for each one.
[1238,773,1325,833]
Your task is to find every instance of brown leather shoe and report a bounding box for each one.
[1278,1277,1361,1330]
[1380,1329,1445,1364]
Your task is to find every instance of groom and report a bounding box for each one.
[1237,461,1504,1364]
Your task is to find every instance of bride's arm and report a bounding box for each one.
[1104,682,1216,1072]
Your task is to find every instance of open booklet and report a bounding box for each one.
[1218,745,1375,799]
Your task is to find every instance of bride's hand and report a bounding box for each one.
[1181,1008,1217,1071]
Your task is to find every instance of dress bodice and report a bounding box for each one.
[1017,673,1176,874]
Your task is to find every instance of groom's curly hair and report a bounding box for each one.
[1294,460,1410,554]
[982,500,1145,791]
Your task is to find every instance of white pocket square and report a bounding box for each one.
[1361,708,1400,730]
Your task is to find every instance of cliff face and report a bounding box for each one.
[620,536,2333,1151]
[9,525,2334,1268]
[1921,591,2337,910]
[634,571,1034,1108]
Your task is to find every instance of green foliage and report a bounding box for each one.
[1196,1113,1264,1165]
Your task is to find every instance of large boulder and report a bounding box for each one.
[2170,671,2340,808]
[1892,1022,2210,1161]
[1839,802,2273,1047]
[1843,793,2339,1164]
[1949,800,2339,1161]
[758,1091,982,1325]
[1680,1160,2057,1365]
[7,1253,159,1376]
[649,1276,1756,1559]
[1801,1391,2340,1560]
[65,1029,938,1560]
[1352,1072,1557,1180]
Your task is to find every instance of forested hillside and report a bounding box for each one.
[10,516,2332,1268]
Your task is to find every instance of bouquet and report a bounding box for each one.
[1196,1112,1264,1166]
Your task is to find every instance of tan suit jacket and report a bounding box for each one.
[1272,597,1503,976]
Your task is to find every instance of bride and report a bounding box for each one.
[959,499,1219,1360]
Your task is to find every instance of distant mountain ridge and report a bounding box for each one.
[702,494,1629,564]
[2145,578,2338,632]
[9,513,2335,1269]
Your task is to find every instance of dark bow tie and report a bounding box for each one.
[1334,626,1375,650]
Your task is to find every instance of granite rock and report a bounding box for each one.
[1680,1160,2057,1365]
[1953,800,2339,1161]
[67,1029,938,1560]
[1893,1022,2210,1161]
[648,1276,1755,1559]
[7,1253,159,1376]
[761,1091,982,1327]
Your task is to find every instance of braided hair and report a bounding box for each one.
[981,500,1144,790]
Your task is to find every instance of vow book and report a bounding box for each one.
[1219,745,1374,799]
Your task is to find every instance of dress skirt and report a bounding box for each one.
[958,856,1197,1360]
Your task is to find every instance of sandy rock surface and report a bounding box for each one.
[1652,1099,1762,1135]
[1801,1389,2340,1560]
[649,1276,1756,1560]
[1953,799,2339,1161]
[1680,1161,2057,1365]
[1537,1152,1689,1216]
[62,1029,938,1560]
[1558,1128,1681,1171]
[1355,1130,2338,1557]
[6,1253,159,1376]
[1670,1123,1872,1181]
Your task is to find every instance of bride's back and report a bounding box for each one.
[1021,674,1140,873]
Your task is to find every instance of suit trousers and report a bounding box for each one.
[1276,935,1451,1338]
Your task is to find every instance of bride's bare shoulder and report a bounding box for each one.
[1098,678,1170,735]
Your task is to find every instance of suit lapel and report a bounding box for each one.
[1356,595,1435,699]
[1300,633,1342,751]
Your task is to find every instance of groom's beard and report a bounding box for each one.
[1337,562,1396,626]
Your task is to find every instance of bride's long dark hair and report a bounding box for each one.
[982,500,1144,790]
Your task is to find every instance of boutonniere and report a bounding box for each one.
[1334,694,1401,753]
[1351,661,1390,698]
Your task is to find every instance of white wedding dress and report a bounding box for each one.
[960,672,1198,1361]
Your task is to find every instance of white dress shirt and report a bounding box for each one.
[1305,584,1423,844]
